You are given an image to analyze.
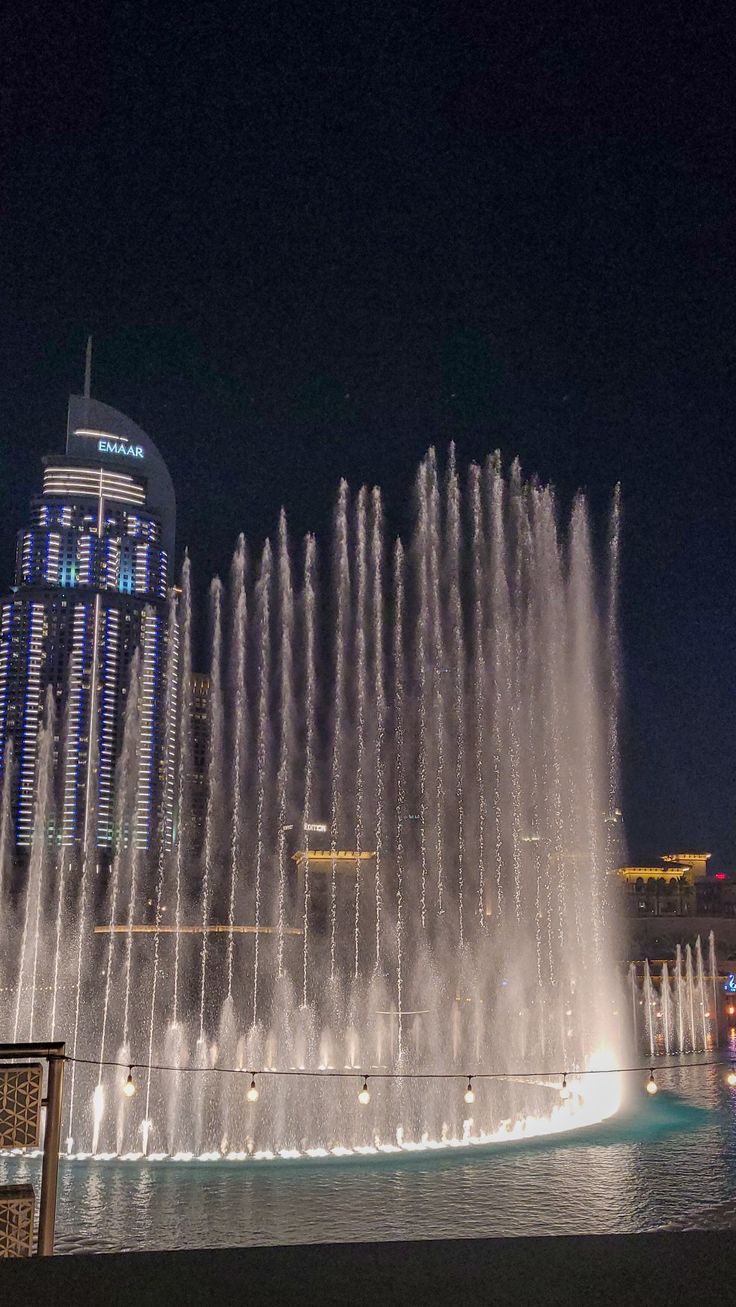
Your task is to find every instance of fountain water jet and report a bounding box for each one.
[1,448,626,1159]
[629,940,718,1055]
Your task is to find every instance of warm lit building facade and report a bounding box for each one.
[661,853,711,881]
[0,392,176,850]
[618,852,712,886]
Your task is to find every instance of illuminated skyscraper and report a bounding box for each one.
[0,386,176,850]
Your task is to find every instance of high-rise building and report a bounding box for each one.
[0,388,176,850]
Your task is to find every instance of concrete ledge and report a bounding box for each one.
[1,1231,732,1306]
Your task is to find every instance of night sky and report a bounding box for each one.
[2,5,735,866]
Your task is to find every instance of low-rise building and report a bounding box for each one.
[619,852,711,887]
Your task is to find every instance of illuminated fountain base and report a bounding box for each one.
[1,1051,623,1166]
[10,1083,620,1164]
[57,1103,621,1164]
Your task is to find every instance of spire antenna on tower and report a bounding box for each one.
[84,335,93,399]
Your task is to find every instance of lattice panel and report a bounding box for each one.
[0,1063,43,1149]
[0,1185,35,1257]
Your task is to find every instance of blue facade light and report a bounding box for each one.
[0,393,176,852]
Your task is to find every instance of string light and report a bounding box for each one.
[646,1069,658,1095]
[560,1073,570,1101]
[726,1065,736,1088]
[464,1077,475,1105]
[358,1077,370,1105]
[47,1051,735,1090]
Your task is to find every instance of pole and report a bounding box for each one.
[37,1050,64,1256]
[84,335,93,399]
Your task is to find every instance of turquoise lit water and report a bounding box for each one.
[2,1063,735,1255]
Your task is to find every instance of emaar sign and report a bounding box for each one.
[67,396,175,573]
[97,438,144,459]
[73,428,145,460]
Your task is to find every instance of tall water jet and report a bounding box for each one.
[392,538,406,1063]
[2,447,627,1159]
[65,614,101,1152]
[91,658,142,1155]
[414,467,430,932]
[329,481,350,980]
[642,961,656,1060]
[675,944,685,1051]
[661,963,672,1055]
[199,579,224,1042]
[427,450,446,918]
[507,463,524,925]
[446,447,466,948]
[695,936,708,1050]
[486,454,507,922]
[629,938,717,1056]
[709,931,718,1038]
[352,488,368,979]
[569,494,606,959]
[533,481,569,966]
[14,689,55,1042]
[143,591,180,1147]
[276,511,294,979]
[121,653,146,1055]
[172,552,193,1025]
[97,655,143,1089]
[685,945,696,1049]
[252,541,272,1028]
[227,537,248,1000]
[371,490,386,972]
[50,848,68,1039]
[301,534,317,1008]
[469,465,487,929]
[606,484,623,857]
[519,500,544,986]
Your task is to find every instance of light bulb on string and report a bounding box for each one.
[58,1053,734,1119]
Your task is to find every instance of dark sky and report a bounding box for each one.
[2,3,735,865]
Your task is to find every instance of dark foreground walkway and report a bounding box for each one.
[2,1230,731,1305]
